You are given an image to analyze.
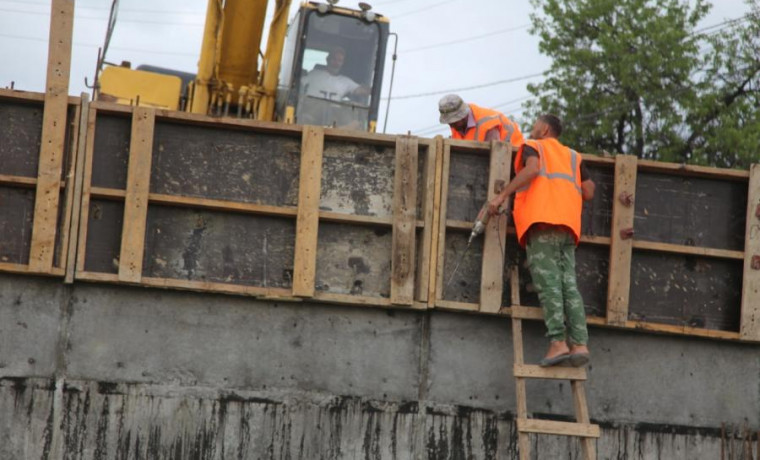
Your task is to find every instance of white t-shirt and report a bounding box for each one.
[301,69,360,100]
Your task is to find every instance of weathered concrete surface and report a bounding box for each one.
[0,272,758,459]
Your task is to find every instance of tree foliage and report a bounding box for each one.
[526,0,760,168]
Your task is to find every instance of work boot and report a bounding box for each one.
[539,340,570,367]
[568,344,590,367]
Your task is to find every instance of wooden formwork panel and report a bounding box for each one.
[82,199,124,274]
[0,92,78,276]
[0,99,44,178]
[77,105,435,309]
[633,172,747,251]
[316,222,392,298]
[0,187,35,266]
[629,251,742,331]
[151,121,302,206]
[143,207,296,288]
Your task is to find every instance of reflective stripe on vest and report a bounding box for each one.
[473,114,501,140]
[532,142,582,194]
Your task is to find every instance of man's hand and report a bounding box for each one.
[488,193,507,217]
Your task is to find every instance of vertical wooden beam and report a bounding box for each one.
[606,154,637,326]
[572,380,598,460]
[118,107,155,283]
[740,164,760,341]
[391,135,418,305]
[434,140,452,304]
[76,104,98,275]
[510,268,531,460]
[28,0,75,273]
[427,136,445,307]
[292,126,324,297]
[415,141,437,303]
[64,94,89,283]
[480,141,512,313]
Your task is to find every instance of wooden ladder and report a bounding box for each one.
[510,269,600,460]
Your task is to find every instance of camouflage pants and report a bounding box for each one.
[526,227,589,345]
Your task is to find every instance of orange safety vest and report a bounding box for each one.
[450,104,525,146]
[512,138,583,247]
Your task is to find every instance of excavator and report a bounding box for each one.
[96,0,392,132]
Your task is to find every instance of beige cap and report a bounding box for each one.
[438,94,469,124]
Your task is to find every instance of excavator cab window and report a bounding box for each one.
[277,6,389,131]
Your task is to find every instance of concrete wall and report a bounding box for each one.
[0,272,758,459]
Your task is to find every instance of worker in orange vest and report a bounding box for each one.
[488,114,596,367]
[438,94,524,146]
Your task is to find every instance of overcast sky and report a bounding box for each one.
[0,0,750,137]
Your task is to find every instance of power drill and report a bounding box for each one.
[468,202,492,244]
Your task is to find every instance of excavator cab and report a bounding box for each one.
[276,3,390,132]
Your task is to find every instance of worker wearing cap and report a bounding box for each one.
[438,94,524,146]
[488,114,595,368]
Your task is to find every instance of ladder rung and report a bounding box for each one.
[514,364,587,380]
[517,418,600,438]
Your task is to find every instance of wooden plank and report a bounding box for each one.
[27,0,75,273]
[0,262,64,277]
[434,140,452,302]
[415,141,437,303]
[75,104,98,274]
[435,299,480,312]
[118,107,155,283]
[64,93,90,284]
[607,155,637,326]
[428,137,445,307]
[64,95,90,283]
[572,381,598,460]
[0,88,47,103]
[637,158,749,181]
[632,240,743,260]
[741,165,760,341]
[292,126,324,297]
[514,364,587,381]
[0,175,38,188]
[517,419,600,438]
[390,135,418,305]
[480,141,511,313]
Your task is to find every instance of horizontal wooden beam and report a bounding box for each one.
[517,419,600,438]
[513,364,587,381]
[0,262,65,277]
[632,240,743,260]
[637,159,749,181]
[0,174,38,188]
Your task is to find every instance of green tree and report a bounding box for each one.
[526,0,760,167]
[685,2,760,168]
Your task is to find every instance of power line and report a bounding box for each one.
[0,6,203,26]
[392,0,460,19]
[0,0,205,16]
[401,24,530,54]
[385,72,544,101]
[0,32,197,57]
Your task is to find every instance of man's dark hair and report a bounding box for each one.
[539,113,563,137]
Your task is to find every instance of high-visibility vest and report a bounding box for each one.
[512,138,583,247]
[450,104,525,146]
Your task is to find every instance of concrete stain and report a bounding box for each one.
[1,378,755,459]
